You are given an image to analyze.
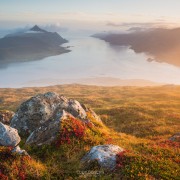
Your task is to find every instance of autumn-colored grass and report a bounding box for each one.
[0,147,46,179]
[0,85,180,179]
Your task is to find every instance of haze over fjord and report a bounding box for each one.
[93,27,180,67]
[1,0,180,87]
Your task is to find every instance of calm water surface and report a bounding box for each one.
[0,33,180,87]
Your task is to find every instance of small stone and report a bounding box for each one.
[169,132,180,142]
[11,145,29,156]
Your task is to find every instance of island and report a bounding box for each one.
[0,25,70,64]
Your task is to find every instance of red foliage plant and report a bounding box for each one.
[0,147,14,161]
[116,151,127,169]
[151,140,180,149]
[0,171,8,180]
[18,157,27,180]
[55,117,86,147]
[0,147,30,180]
[106,137,113,144]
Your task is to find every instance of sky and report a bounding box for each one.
[1,0,180,31]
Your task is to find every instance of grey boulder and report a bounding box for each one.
[26,110,73,146]
[10,92,100,135]
[10,92,63,134]
[82,145,124,170]
[0,122,21,147]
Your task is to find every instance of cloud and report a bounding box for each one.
[0,23,69,36]
[107,22,161,27]
[106,21,180,29]
[106,22,122,27]
[42,24,68,32]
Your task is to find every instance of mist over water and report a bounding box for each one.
[0,32,180,88]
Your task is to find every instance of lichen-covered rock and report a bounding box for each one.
[0,110,15,125]
[67,99,87,119]
[26,110,72,146]
[10,92,62,134]
[169,132,180,142]
[0,122,21,147]
[25,108,103,146]
[10,92,101,135]
[82,145,124,170]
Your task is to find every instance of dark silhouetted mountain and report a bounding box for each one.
[0,25,70,64]
[30,25,47,32]
[93,28,180,67]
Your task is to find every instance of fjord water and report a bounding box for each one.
[0,33,180,87]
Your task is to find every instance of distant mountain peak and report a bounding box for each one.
[30,25,47,32]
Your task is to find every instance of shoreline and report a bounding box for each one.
[0,78,167,89]
[0,47,71,67]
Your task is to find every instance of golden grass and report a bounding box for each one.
[0,84,179,179]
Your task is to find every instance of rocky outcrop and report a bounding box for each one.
[0,122,20,147]
[82,145,124,170]
[10,92,101,135]
[9,92,102,146]
[11,92,65,134]
[26,110,71,146]
[0,110,15,125]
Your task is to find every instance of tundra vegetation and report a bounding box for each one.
[0,85,179,179]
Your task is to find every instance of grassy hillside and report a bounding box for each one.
[0,85,179,179]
